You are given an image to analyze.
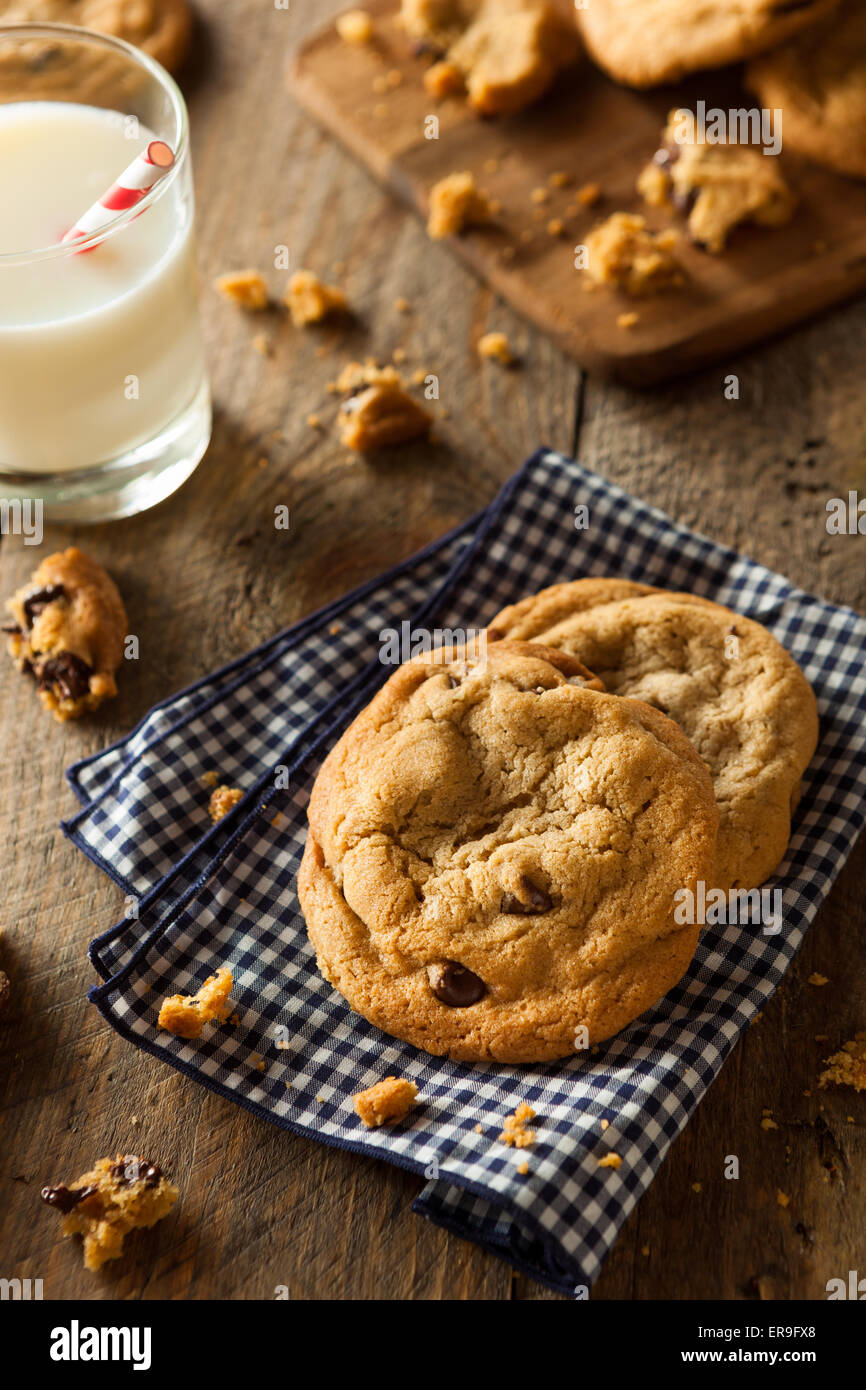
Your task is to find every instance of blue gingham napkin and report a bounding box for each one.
[64,450,866,1296]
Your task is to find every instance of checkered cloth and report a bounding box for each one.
[65,450,866,1296]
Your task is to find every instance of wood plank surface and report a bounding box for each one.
[0,0,864,1302]
[290,0,866,385]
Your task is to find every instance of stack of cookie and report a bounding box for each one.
[298,579,818,1064]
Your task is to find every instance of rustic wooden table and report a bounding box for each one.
[1,0,864,1301]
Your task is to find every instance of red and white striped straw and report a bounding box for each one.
[62,139,175,245]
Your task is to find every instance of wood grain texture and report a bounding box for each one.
[290,0,866,385]
[0,0,864,1302]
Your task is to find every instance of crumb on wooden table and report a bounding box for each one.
[353,1076,419,1128]
[819,1033,866,1092]
[427,171,493,240]
[477,330,516,366]
[336,9,375,45]
[285,270,349,326]
[215,269,269,310]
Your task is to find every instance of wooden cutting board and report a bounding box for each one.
[288,1,866,386]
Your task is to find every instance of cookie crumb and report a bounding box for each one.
[584,213,683,296]
[548,170,572,189]
[776,1189,790,1208]
[215,269,269,310]
[394,296,411,313]
[807,973,829,986]
[201,770,219,787]
[40,1154,178,1272]
[208,785,243,823]
[252,333,273,357]
[306,413,322,430]
[424,59,465,99]
[597,1153,621,1169]
[760,1116,779,1130]
[530,186,549,204]
[477,330,515,365]
[353,1076,418,1128]
[691,1182,702,1193]
[336,360,432,451]
[600,1118,609,1131]
[499,1101,536,1148]
[336,9,374,44]
[157,967,234,1040]
[285,270,349,326]
[617,311,639,329]
[814,1034,829,1043]
[819,1033,866,1093]
[474,1122,483,1133]
[547,217,565,237]
[516,1160,530,1176]
[427,171,492,239]
[641,1244,650,1256]
[576,181,602,207]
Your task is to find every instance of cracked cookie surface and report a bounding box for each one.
[747,1,866,181]
[4,547,127,721]
[576,0,837,89]
[298,640,717,1062]
[489,580,819,891]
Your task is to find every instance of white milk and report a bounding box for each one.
[0,102,206,473]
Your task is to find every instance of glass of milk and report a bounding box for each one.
[0,23,211,521]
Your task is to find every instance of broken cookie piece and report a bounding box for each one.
[403,0,580,116]
[208,785,244,823]
[336,8,375,44]
[4,548,127,721]
[819,1033,866,1093]
[157,967,234,1040]
[427,170,493,239]
[41,1154,178,1272]
[638,110,795,254]
[583,212,683,296]
[284,270,350,326]
[477,330,516,365]
[215,269,269,309]
[337,360,432,451]
[353,1076,419,1127]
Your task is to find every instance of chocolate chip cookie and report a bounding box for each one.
[575,0,837,89]
[488,580,819,890]
[1,1,192,73]
[638,110,795,253]
[747,1,866,181]
[41,1154,178,1271]
[4,547,127,721]
[298,640,718,1063]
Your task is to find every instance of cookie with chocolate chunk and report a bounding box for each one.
[41,1154,178,1271]
[488,579,819,890]
[747,1,866,181]
[576,0,837,89]
[298,640,717,1062]
[4,547,127,721]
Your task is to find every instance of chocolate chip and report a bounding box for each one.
[427,961,486,1007]
[22,584,65,628]
[500,876,552,914]
[110,1157,163,1188]
[37,651,92,701]
[40,1183,99,1214]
